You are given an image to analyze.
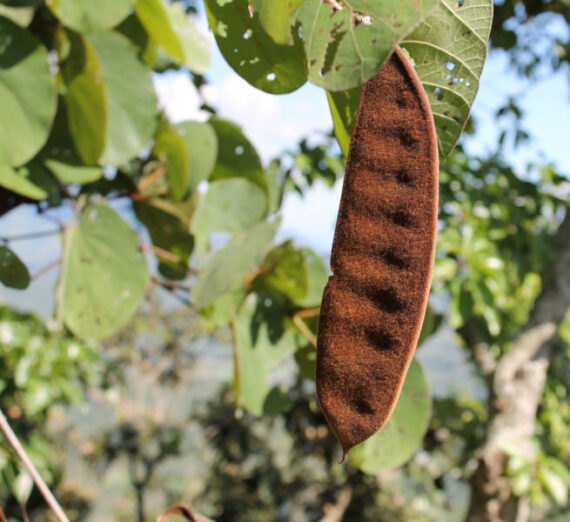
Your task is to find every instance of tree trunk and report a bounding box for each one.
[467,208,570,522]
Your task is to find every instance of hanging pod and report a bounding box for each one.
[317,46,439,456]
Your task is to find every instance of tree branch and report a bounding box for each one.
[468,208,570,522]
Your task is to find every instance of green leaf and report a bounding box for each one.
[175,120,218,191]
[0,16,56,167]
[116,14,158,69]
[135,0,210,73]
[134,200,193,280]
[233,292,296,415]
[193,220,279,309]
[199,284,246,331]
[256,241,309,302]
[401,0,493,159]
[0,5,34,26]
[41,101,102,184]
[294,343,316,381]
[61,32,106,165]
[45,159,101,184]
[250,0,304,45]
[152,118,190,201]
[417,303,443,347]
[88,31,158,166]
[296,0,437,91]
[0,164,47,199]
[349,358,431,472]
[327,88,360,158]
[296,248,328,307]
[62,204,148,341]
[47,0,136,33]
[209,118,267,191]
[205,0,306,94]
[191,178,267,244]
[0,245,30,289]
[538,467,569,506]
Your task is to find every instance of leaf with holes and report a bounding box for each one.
[193,220,279,309]
[191,178,267,244]
[401,0,493,159]
[135,0,209,73]
[349,358,431,473]
[209,118,267,191]
[46,0,136,33]
[296,0,438,91]
[0,246,30,289]
[61,204,148,341]
[233,292,296,415]
[0,16,56,167]
[204,0,307,94]
[250,0,304,45]
[175,120,218,191]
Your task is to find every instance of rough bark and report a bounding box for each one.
[467,208,570,522]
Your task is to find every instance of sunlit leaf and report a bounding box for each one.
[349,358,431,472]
[193,220,279,309]
[401,0,493,158]
[296,0,437,91]
[0,164,47,199]
[250,0,304,45]
[0,16,56,167]
[62,204,148,341]
[46,0,136,33]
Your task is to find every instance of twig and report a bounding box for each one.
[320,486,352,522]
[151,277,190,291]
[0,507,7,522]
[0,407,69,522]
[20,503,30,522]
[296,307,320,319]
[0,229,61,242]
[292,313,317,347]
[31,259,60,281]
[140,244,183,266]
[137,167,166,193]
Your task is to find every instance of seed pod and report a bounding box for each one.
[317,46,438,456]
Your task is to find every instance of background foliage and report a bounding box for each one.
[0,0,568,521]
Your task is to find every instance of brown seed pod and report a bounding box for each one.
[316,46,439,456]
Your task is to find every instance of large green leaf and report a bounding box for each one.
[296,0,437,91]
[0,245,30,289]
[0,16,56,167]
[209,118,266,191]
[191,178,267,242]
[135,0,209,73]
[349,359,431,472]
[61,204,148,341]
[204,0,306,94]
[401,0,493,159]
[0,164,47,199]
[61,32,106,165]
[250,0,304,45]
[0,5,34,26]
[47,0,136,33]
[152,118,190,201]
[88,31,158,166]
[233,292,296,415]
[175,120,218,191]
[193,220,279,309]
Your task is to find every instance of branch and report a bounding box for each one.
[292,313,317,347]
[468,207,570,521]
[0,407,69,522]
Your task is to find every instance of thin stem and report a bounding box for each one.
[292,313,317,347]
[0,229,61,242]
[0,507,7,522]
[31,259,60,281]
[296,307,320,319]
[0,407,69,522]
[140,244,183,266]
[137,167,166,193]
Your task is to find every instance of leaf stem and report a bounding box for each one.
[292,313,317,347]
[0,407,69,522]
